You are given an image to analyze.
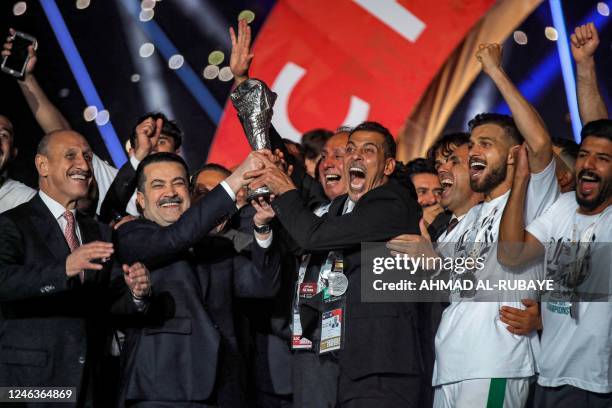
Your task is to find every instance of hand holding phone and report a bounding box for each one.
[1,28,37,79]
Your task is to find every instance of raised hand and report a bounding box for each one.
[1,28,37,77]
[229,18,254,85]
[65,241,114,277]
[570,23,599,64]
[133,117,162,161]
[122,262,151,299]
[512,144,530,184]
[252,195,276,226]
[476,43,503,75]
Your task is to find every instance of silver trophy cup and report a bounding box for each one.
[230,78,277,201]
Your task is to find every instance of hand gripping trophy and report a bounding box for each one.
[230,78,277,201]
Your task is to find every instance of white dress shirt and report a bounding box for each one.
[38,190,82,244]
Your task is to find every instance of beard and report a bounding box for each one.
[576,175,611,211]
[470,161,507,193]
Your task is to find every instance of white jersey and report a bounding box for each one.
[526,192,612,393]
[92,154,139,217]
[433,159,558,386]
[0,177,36,213]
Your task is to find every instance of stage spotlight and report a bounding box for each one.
[95,110,110,126]
[140,9,154,22]
[131,74,141,83]
[219,66,234,82]
[76,0,90,10]
[141,0,156,11]
[13,2,27,16]
[513,30,528,45]
[203,65,219,80]
[238,10,255,23]
[139,42,155,58]
[545,26,558,41]
[597,2,610,16]
[59,88,70,98]
[208,51,224,66]
[83,106,98,122]
[169,54,185,70]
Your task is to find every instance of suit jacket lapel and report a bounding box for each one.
[328,194,347,217]
[29,195,71,261]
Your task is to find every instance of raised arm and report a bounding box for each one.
[477,44,552,173]
[228,20,326,209]
[2,29,71,133]
[570,23,609,124]
[497,145,544,266]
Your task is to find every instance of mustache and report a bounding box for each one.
[158,196,183,206]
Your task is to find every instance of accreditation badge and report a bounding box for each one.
[319,307,344,354]
[292,282,317,350]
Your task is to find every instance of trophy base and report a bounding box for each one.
[246,186,271,202]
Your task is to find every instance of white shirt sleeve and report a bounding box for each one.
[92,153,118,216]
[526,193,571,244]
[524,157,559,224]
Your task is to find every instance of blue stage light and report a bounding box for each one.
[120,0,223,124]
[39,0,127,166]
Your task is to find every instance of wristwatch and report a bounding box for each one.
[254,223,271,234]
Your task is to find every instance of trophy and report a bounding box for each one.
[230,78,277,201]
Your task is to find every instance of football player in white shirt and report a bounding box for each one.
[389,43,558,407]
[499,119,612,407]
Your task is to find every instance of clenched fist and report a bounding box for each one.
[476,43,503,75]
[570,23,599,64]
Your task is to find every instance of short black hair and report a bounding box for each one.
[426,132,470,163]
[136,152,189,192]
[580,119,612,145]
[468,113,523,146]
[130,112,183,151]
[406,157,437,177]
[302,128,333,160]
[349,121,396,159]
[190,163,231,192]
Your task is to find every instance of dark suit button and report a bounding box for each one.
[78,356,86,364]
[213,324,219,330]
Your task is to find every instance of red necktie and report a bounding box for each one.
[63,210,83,282]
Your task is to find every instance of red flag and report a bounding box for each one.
[209,0,494,167]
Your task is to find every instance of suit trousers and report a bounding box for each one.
[292,351,339,408]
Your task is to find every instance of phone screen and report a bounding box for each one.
[3,35,33,74]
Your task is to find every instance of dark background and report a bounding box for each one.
[1,0,610,188]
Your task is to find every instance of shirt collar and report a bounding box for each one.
[343,198,356,214]
[39,190,76,221]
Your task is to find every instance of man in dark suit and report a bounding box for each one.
[247,121,428,407]
[114,152,280,407]
[0,130,151,407]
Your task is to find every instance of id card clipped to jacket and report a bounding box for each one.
[319,256,347,354]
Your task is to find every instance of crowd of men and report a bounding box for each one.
[0,18,610,408]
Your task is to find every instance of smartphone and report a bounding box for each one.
[1,31,37,79]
